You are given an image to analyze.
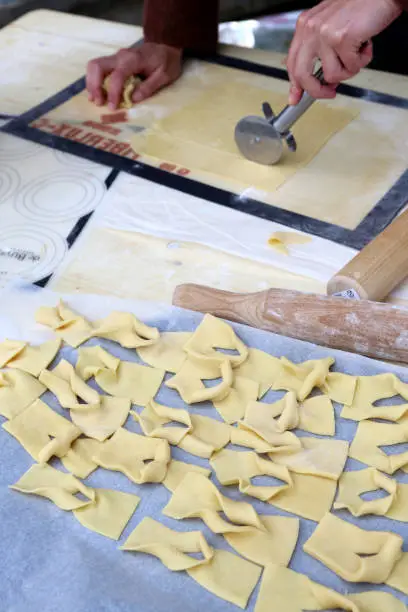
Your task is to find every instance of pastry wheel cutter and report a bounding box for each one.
[235,67,326,165]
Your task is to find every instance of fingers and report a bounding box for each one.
[106,49,142,110]
[86,56,116,106]
[132,67,168,103]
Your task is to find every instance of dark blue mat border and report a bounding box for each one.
[2,53,408,261]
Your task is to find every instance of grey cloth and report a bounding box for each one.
[0,308,407,612]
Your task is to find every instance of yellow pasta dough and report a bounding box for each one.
[322,371,358,405]
[303,512,403,584]
[71,396,131,442]
[92,311,159,348]
[12,463,139,539]
[131,81,357,194]
[103,75,141,109]
[213,376,259,424]
[76,346,120,380]
[36,301,93,347]
[268,231,312,255]
[349,419,408,474]
[39,359,100,410]
[387,553,408,596]
[255,564,407,612]
[162,460,211,493]
[0,338,61,377]
[341,373,408,422]
[3,399,81,463]
[271,437,349,480]
[121,517,261,608]
[272,357,335,402]
[166,359,233,404]
[0,370,45,419]
[334,468,408,521]
[137,331,192,372]
[61,437,102,478]
[92,427,170,484]
[235,348,282,398]
[95,360,165,406]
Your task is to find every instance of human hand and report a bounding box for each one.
[86,42,183,109]
[286,0,403,104]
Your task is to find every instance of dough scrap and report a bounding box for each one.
[92,311,159,348]
[255,564,406,612]
[268,231,311,255]
[39,359,100,410]
[321,371,357,405]
[166,359,233,404]
[92,427,170,484]
[0,370,45,419]
[162,460,211,493]
[163,472,298,566]
[76,346,120,381]
[0,339,26,367]
[134,400,192,445]
[121,517,261,609]
[103,75,141,109]
[71,396,131,442]
[235,348,282,398]
[183,314,248,372]
[271,437,349,480]
[177,414,231,458]
[131,81,357,194]
[272,357,335,402]
[213,376,259,424]
[95,360,165,406]
[237,395,301,453]
[303,512,403,583]
[334,468,408,521]
[121,517,214,569]
[137,331,192,373]
[349,419,408,474]
[6,339,61,377]
[11,462,94,510]
[210,448,293,501]
[61,437,102,478]
[387,553,408,595]
[341,373,408,422]
[12,463,139,540]
[3,399,81,463]
[36,301,93,347]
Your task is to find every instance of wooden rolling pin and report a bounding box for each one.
[173,284,408,363]
[328,208,408,301]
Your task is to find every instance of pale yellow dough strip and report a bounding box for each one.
[213,376,259,424]
[303,512,403,584]
[39,359,100,410]
[3,399,81,463]
[255,564,406,612]
[163,472,299,566]
[76,346,120,381]
[12,463,139,540]
[61,437,102,478]
[95,361,165,406]
[334,468,403,518]
[92,311,159,348]
[349,419,408,474]
[272,357,335,401]
[121,517,261,609]
[183,313,248,372]
[137,331,192,373]
[234,348,282,398]
[0,338,61,376]
[387,552,408,596]
[166,359,233,404]
[162,460,211,493]
[92,427,170,484]
[271,437,349,480]
[268,231,311,255]
[0,370,45,419]
[36,301,93,347]
[134,401,230,458]
[341,373,408,422]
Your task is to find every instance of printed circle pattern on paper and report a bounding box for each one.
[0,165,20,204]
[0,134,43,160]
[54,149,104,173]
[15,172,106,222]
[0,225,67,282]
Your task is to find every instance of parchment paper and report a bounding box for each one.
[0,287,407,611]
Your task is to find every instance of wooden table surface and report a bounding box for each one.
[2,9,408,304]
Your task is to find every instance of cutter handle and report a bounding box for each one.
[273,67,325,134]
[328,208,408,301]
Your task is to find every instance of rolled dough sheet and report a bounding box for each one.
[130,81,357,194]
